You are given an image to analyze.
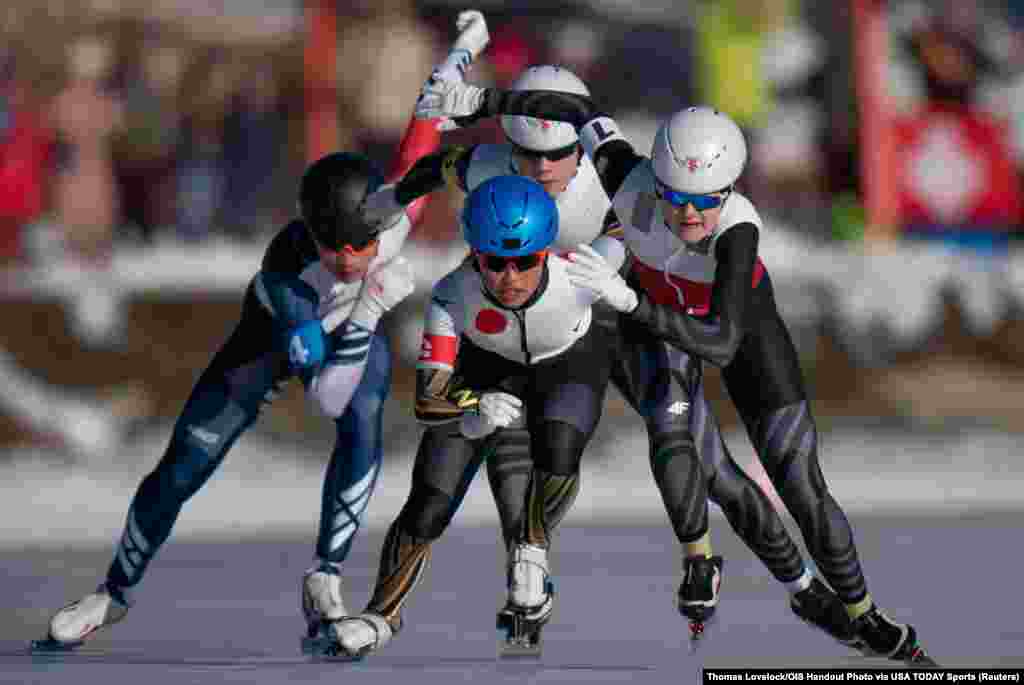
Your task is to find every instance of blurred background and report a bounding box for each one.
[1,0,1023,542]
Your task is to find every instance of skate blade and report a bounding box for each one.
[29,637,83,653]
[300,636,365,661]
[300,634,334,655]
[499,638,542,660]
[300,638,366,661]
[497,611,543,659]
[686,614,717,654]
[300,624,365,662]
[850,637,940,669]
[904,646,940,669]
[908,655,940,669]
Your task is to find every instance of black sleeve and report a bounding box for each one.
[625,223,759,367]
[394,145,476,204]
[480,89,644,198]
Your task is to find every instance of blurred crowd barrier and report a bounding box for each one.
[2,0,1024,461]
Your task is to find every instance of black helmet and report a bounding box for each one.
[299,152,386,250]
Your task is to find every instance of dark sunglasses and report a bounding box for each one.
[508,140,579,163]
[656,182,729,211]
[479,251,547,272]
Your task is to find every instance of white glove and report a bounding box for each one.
[453,10,490,62]
[360,183,405,233]
[348,256,416,330]
[427,10,490,132]
[567,243,639,313]
[460,391,522,439]
[416,74,485,122]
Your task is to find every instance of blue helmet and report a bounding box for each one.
[462,176,558,256]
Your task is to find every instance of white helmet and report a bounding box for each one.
[651,106,747,194]
[501,65,589,152]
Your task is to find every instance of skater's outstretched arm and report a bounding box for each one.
[358,7,492,228]
[415,77,645,200]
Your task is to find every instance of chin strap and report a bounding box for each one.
[661,241,689,309]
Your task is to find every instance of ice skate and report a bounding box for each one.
[677,555,722,651]
[498,542,554,658]
[32,584,129,651]
[852,606,938,667]
[790,578,864,649]
[300,562,348,655]
[329,612,395,660]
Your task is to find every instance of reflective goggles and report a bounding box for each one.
[508,139,579,162]
[478,250,548,272]
[656,181,729,211]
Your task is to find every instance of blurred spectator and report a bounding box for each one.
[751,0,832,238]
[0,51,54,266]
[335,4,440,160]
[893,19,1022,257]
[697,0,773,130]
[113,35,187,243]
[696,0,781,214]
[548,20,606,85]
[49,33,123,265]
[221,54,287,241]
[174,48,231,242]
[484,23,539,88]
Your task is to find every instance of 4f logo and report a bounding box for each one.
[667,401,689,416]
[686,157,701,172]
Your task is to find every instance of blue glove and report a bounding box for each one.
[285,320,326,373]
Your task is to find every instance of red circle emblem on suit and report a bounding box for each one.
[475,308,508,334]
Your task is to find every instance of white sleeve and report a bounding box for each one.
[416,271,465,372]
[306,319,375,418]
[308,359,369,418]
[373,212,413,265]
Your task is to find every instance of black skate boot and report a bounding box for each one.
[852,606,938,667]
[791,578,863,649]
[678,555,723,649]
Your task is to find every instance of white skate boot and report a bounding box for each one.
[37,584,129,649]
[331,613,394,659]
[498,543,554,657]
[300,562,348,654]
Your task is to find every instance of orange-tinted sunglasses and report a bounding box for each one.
[317,237,380,258]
